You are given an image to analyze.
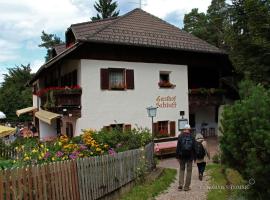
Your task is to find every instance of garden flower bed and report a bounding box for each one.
[2,128,152,169]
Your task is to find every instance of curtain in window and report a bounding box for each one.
[109,71,124,88]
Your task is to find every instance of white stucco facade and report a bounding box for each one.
[75,59,189,136]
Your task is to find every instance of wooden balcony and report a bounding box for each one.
[188,88,225,106]
[40,87,82,118]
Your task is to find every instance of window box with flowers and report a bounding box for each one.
[158,81,176,88]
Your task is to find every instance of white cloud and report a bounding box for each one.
[144,0,211,18]
[30,59,44,73]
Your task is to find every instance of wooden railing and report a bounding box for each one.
[0,143,154,200]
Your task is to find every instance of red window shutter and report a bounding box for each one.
[124,124,132,131]
[100,68,109,90]
[126,69,134,89]
[170,121,176,136]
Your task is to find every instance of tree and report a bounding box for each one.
[183,8,208,41]
[220,80,270,199]
[183,0,270,86]
[91,0,119,21]
[183,0,228,49]
[206,0,228,48]
[39,31,63,61]
[226,0,270,85]
[0,65,33,122]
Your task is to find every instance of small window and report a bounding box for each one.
[109,69,125,90]
[159,71,175,88]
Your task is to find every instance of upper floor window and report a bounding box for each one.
[100,68,134,90]
[158,71,175,89]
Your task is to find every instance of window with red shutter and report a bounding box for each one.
[170,121,176,136]
[100,68,109,90]
[126,69,134,89]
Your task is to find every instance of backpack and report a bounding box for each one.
[195,141,206,159]
[180,134,193,159]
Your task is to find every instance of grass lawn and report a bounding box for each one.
[206,163,247,200]
[120,168,177,200]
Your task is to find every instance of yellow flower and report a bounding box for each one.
[52,157,55,161]
[40,144,44,148]
[38,156,42,160]
[13,160,16,163]
[58,141,62,146]
[41,152,45,157]
[32,149,38,153]
[24,156,30,161]
[104,144,109,148]
[96,148,101,152]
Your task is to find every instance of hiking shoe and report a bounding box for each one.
[184,187,191,191]
[199,173,203,181]
[178,186,183,190]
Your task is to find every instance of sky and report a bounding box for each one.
[0,0,212,83]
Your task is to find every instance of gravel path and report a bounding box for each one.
[155,137,219,200]
[155,158,210,200]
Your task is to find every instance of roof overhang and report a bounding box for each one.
[35,109,61,125]
[28,42,82,85]
[16,107,37,117]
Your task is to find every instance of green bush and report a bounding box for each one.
[212,153,221,164]
[220,80,270,199]
[92,127,152,152]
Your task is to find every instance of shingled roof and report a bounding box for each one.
[53,43,66,55]
[69,8,224,54]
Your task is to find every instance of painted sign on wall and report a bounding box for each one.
[156,96,177,108]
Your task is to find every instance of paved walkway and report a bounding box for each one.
[155,137,218,200]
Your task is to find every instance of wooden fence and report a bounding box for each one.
[0,145,17,159]
[0,143,154,200]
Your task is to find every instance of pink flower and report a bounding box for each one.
[56,151,64,157]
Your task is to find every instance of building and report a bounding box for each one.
[19,9,233,140]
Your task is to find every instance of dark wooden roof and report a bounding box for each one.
[53,44,66,55]
[70,8,224,54]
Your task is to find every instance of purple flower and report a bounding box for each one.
[69,154,77,159]
[108,148,116,156]
[79,145,87,150]
[56,151,64,157]
[44,152,51,159]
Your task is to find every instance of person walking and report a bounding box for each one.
[195,133,210,180]
[176,124,196,191]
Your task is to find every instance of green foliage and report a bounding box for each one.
[220,80,270,199]
[38,30,63,61]
[0,65,33,122]
[120,168,177,200]
[183,0,270,85]
[212,153,221,164]
[0,159,14,170]
[92,127,152,152]
[183,0,227,49]
[91,0,119,21]
[183,8,208,41]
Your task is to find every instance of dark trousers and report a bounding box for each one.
[197,162,206,175]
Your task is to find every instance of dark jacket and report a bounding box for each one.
[176,132,196,161]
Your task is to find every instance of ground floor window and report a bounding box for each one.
[154,121,176,138]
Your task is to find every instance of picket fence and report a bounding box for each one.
[0,145,17,159]
[0,143,154,200]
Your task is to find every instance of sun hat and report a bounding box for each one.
[184,124,191,129]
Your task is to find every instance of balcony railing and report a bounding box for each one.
[38,86,82,117]
[189,88,225,106]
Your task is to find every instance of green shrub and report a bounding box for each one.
[212,153,221,164]
[220,80,270,199]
